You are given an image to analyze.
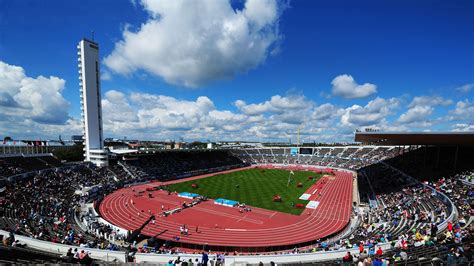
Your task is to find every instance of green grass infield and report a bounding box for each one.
[167,168,323,215]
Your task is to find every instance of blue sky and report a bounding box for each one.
[0,0,473,142]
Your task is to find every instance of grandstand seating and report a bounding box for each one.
[0,245,64,264]
[229,146,406,170]
[123,150,246,181]
[0,147,472,264]
[0,155,63,178]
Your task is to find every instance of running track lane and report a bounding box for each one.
[99,169,353,248]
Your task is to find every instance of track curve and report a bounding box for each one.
[99,166,353,249]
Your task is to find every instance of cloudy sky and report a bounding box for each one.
[0,0,473,142]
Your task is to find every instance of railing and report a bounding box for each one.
[134,242,395,265]
[117,160,138,179]
[381,162,458,232]
[324,214,360,245]
[0,227,396,265]
[0,230,127,262]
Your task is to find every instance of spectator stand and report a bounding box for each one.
[0,229,127,262]
[78,202,128,245]
[382,162,458,232]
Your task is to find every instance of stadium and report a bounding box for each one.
[1,1,473,265]
[1,133,473,264]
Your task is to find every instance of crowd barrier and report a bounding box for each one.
[1,228,394,265]
[134,243,393,265]
[0,229,127,262]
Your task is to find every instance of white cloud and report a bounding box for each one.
[312,103,343,121]
[398,96,452,124]
[448,100,474,121]
[234,95,311,115]
[102,90,138,125]
[96,90,421,143]
[104,0,283,87]
[455,83,474,93]
[451,123,474,132]
[133,95,214,130]
[3,58,465,141]
[0,60,70,125]
[96,91,349,142]
[0,61,24,95]
[100,91,267,140]
[98,90,452,142]
[398,105,433,123]
[407,96,452,108]
[341,97,400,127]
[101,70,112,81]
[234,99,273,116]
[0,118,82,140]
[331,74,377,99]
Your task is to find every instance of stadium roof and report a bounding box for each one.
[109,148,139,154]
[354,132,474,145]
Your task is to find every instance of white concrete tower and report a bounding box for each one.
[78,38,108,167]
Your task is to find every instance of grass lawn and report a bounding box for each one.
[167,168,322,215]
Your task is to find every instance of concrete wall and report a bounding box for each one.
[1,229,394,265]
[135,243,394,265]
[0,230,127,262]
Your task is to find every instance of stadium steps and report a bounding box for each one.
[461,216,472,229]
[0,245,63,263]
[2,216,18,230]
[391,217,407,237]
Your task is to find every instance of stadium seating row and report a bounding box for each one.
[0,147,472,264]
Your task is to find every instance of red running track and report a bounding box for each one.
[99,167,353,249]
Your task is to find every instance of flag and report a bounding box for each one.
[287,170,295,187]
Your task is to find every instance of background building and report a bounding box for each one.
[77,39,108,167]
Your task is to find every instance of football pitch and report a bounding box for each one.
[167,168,323,215]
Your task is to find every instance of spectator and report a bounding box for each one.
[201,252,208,266]
[342,251,353,263]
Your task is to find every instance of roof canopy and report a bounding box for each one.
[354,132,474,146]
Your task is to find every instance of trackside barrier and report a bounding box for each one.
[80,202,129,238]
[0,229,127,262]
[134,243,393,265]
[0,227,392,265]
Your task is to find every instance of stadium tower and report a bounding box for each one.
[77,38,108,166]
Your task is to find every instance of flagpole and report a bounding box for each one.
[287,170,294,187]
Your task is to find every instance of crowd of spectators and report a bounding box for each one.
[0,166,119,249]
[0,148,472,264]
[231,146,406,170]
[0,156,62,178]
[0,160,24,178]
[0,151,247,258]
[346,150,473,265]
[124,150,245,181]
[432,172,473,227]
[111,162,149,182]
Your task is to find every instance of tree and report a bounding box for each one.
[52,143,84,162]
